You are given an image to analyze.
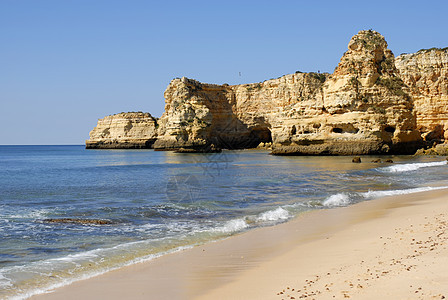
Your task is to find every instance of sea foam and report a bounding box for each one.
[0,273,12,289]
[256,207,290,222]
[4,244,194,300]
[361,186,448,199]
[213,219,248,233]
[322,193,351,207]
[380,161,447,173]
[322,185,448,208]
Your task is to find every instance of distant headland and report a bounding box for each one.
[86,30,448,155]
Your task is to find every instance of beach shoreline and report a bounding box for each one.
[29,187,448,300]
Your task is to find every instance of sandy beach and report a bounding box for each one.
[31,188,448,300]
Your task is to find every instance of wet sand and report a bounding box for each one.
[31,188,448,299]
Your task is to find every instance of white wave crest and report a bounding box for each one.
[213,219,248,233]
[0,273,12,289]
[256,207,290,222]
[4,208,54,220]
[380,161,447,173]
[322,193,351,207]
[361,186,448,199]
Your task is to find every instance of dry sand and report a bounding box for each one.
[31,189,448,300]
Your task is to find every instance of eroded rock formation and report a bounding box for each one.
[86,112,158,149]
[86,30,448,155]
[154,30,422,155]
[272,30,422,155]
[395,48,448,144]
[153,73,328,151]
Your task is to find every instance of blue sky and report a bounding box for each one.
[1,0,447,144]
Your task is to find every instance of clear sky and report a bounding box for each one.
[1,0,447,145]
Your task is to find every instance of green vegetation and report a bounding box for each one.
[372,106,386,114]
[179,121,190,127]
[195,118,210,127]
[376,76,408,97]
[246,83,262,92]
[355,30,384,50]
[348,76,359,87]
[361,96,370,103]
[309,72,327,83]
[379,57,395,73]
[417,47,448,53]
[117,111,145,115]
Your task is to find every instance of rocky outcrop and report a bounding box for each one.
[86,112,158,149]
[154,30,422,155]
[272,30,421,155]
[86,30,447,155]
[415,143,448,156]
[153,73,328,151]
[395,49,448,145]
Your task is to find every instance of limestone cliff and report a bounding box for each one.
[272,30,421,155]
[86,112,158,149]
[153,73,327,151]
[395,49,448,144]
[154,30,422,155]
[86,30,447,155]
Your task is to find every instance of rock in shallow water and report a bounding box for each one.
[352,156,362,163]
[42,218,112,225]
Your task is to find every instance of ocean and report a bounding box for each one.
[0,145,447,299]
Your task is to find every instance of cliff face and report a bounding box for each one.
[271,30,421,155]
[86,30,447,155]
[86,112,158,149]
[395,49,448,144]
[153,73,327,151]
[154,30,422,155]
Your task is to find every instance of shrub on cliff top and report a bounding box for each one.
[354,30,385,51]
[309,72,327,83]
[417,47,448,53]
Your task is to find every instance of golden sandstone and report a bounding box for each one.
[86,31,448,155]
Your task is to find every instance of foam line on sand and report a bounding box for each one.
[31,188,448,300]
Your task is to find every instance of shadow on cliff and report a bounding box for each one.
[208,103,272,150]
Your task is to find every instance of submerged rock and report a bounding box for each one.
[174,144,222,153]
[43,218,112,225]
[352,156,362,163]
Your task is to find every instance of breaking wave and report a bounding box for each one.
[379,161,447,173]
[322,186,448,207]
[256,207,290,222]
[322,193,351,207]
[212,219,249,233]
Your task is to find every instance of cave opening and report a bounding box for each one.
[384,126,396,133]
[248,127,272,148]
[332,127,343,133]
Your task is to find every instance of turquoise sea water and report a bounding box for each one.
[1,145,448,299]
